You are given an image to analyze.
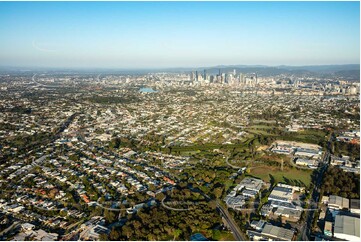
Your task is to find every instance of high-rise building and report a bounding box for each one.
[222,73,227,84]
[349,86,357,95]
[203,69,206,80]
[195,71,198,82]
[210,75,214,83]
[239,73,244,86]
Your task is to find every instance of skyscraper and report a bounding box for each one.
[222,73,226,84]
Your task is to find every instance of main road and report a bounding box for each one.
[300,134,332,241]
[216,200,247,241]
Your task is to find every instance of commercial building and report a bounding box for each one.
[295,158,318,167]
[250,220,267,232]
[274,207,302,220]
[350,199,360,215]
[333,215,360,241]
[294,148,321,159]
[247,222,295,241]
[261,183,303,222]
[224,195,246,208]
[225,177,263,209]
[238,177,263,192]
[328,195,349,210]
[260,224,295,241]
[268,186,294,203]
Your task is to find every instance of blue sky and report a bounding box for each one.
[0,1,359,68]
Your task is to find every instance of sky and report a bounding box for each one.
[0,1,359,69]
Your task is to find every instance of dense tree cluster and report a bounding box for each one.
[102,188,223,241]
[332,141,360,159]
[1,132,52,151]
[321,166,360,199]
[88,95,140,104]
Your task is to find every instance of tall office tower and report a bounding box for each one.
[195,71,198,82]
[222,73,227,84]
[233,69,236,76]
[203,69,206,80]
[217,75,221,83]
[190,72,194,81]
[255,73,258,85]
[210,75,214,83]
[246,77,251,86]
[219,69,221,76]
[294,80,299,88]
[239,73,244,86]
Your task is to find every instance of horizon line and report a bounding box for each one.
[0,63,360,71]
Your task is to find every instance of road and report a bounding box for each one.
[225,156,243,169]
[94,202,129,212]
[31,73,45,87]
[161,197,191,211]
[300,134,332,241]
[216,200,247,241]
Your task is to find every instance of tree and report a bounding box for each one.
[213,187,223,199]
[209,200,217,210]
[173,229,182,240]
[104,209,117,224]
[109,228,120,240]
[121,225,134,239]
[212,229,221,240]
[99,233,109,241]
[155,192,165,201]
[59,210,67,217]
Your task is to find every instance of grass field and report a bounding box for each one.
[158,133,255,155]
[246,124,277,136]
[248,165,313,187]
[218,231,235,241]
[277,129,328,145]
[248,124,272,129]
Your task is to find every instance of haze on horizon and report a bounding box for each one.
[0,1,359,69]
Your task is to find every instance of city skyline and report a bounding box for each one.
[0,1,360,69]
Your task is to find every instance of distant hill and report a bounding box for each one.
[0,64,359,78]
[334,69,360,80]
[278,64,360,73]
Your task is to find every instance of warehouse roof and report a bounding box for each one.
[261,224,294,241]
[334,215,360,238]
